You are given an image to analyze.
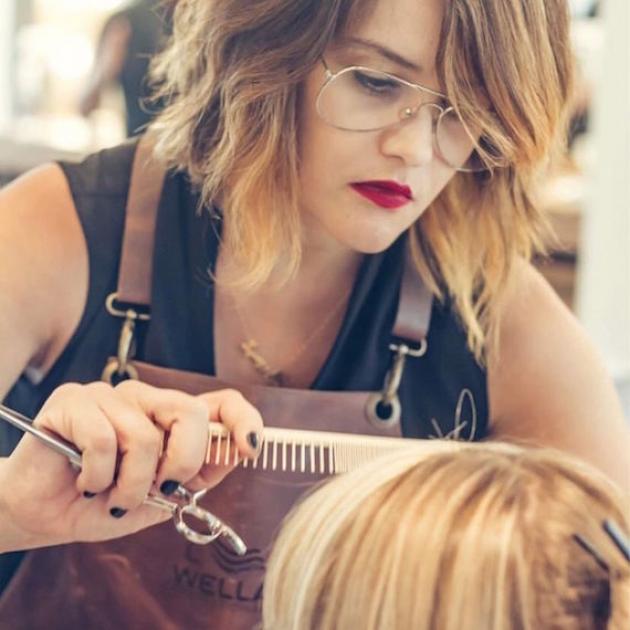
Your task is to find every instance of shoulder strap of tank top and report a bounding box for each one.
[114,134,431,342]
[116,133,166,307]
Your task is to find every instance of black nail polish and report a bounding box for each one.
[160,480,180,496]
[83,491,96,499]
[247,432,259,450]
[110,507,127,519]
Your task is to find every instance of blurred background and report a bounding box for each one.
[0,0,628,408]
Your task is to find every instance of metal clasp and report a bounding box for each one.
[101,293,151,384]
[366,339,427,428]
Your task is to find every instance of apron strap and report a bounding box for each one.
[101,135,164,384]
[392,253,433,345]
[116,133,166,307]
[365,251,433,428]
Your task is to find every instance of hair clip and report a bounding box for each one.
[573,533,609,572]
[573,520,630,572]
[603,519,630,564]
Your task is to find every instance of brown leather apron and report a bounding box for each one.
[0,138,432,630]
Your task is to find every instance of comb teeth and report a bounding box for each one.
[204,424,419,475]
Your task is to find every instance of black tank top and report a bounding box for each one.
[0,139,489,590]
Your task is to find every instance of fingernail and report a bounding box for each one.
[83,491,96,499]
[160,480,180,496]
[110,507,127,519]
[247,432,259,450]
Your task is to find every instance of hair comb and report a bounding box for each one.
[205,423,460,475]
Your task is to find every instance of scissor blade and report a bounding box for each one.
[0,403,83,468]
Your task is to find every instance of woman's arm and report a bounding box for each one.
[0,167,264,552]
[0,163,88,400]
[488,260,630,493]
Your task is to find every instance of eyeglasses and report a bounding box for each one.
[316,58,486,173]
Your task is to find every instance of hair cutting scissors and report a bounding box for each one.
[0,402,247,555]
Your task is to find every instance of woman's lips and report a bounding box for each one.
[350,181,413,210]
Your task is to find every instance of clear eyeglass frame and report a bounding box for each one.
[315,58,486,173]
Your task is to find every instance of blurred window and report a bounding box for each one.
[4,0,130,152]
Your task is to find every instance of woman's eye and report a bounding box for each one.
[352,71,400,95]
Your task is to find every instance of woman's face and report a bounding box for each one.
[298,0,457,254]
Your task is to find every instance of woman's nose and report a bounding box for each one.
[379,105,435,167]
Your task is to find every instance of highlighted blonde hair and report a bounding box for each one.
[150,0,574,361]
[263,443,630,629]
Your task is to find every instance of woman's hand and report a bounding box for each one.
[0,381,263,552]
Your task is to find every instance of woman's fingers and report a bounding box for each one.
[180,389,265,491]
[71,414,118,496]
[38,382,164,512]
[98,387,164,513]
[198,389,264,458]
[116,383,264,494]
[117,381,211,492]
[37,381,264,510]
[36,383,119,495]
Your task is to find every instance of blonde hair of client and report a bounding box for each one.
[263,443,630,629]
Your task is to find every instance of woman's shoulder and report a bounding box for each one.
[487,259,630,490]
[0,162,88,395]
[488,259,580,401]
[493,259,574,346]
[0,138,185,398]
[0,139,142,384]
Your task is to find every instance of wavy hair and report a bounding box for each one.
[149,0,574,361]
[263,443,630,629]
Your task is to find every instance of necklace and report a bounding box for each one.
[232,290,351,387]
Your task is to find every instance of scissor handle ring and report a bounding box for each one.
[174,504,248,555]
[174,504,223,546]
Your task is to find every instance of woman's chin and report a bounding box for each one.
[338,228,405,255]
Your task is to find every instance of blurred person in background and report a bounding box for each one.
[568,0,602,145]
[79,0,173,136]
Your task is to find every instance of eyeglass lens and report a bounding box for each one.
[317,67,484,172]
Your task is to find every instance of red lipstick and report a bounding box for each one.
[350,180,413,210]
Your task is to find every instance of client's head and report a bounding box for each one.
[263,442,630,629]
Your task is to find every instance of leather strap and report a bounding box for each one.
[116,134,166,307]
[115,135,431,342]
[392,252,433,344]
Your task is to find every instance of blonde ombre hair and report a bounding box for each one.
[149,0,574,361]
[263,443,630,629]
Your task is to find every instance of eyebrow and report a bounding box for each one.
[338,37,424,74]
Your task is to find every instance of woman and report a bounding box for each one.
[264,443,630,629]
[0,0,628,627]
